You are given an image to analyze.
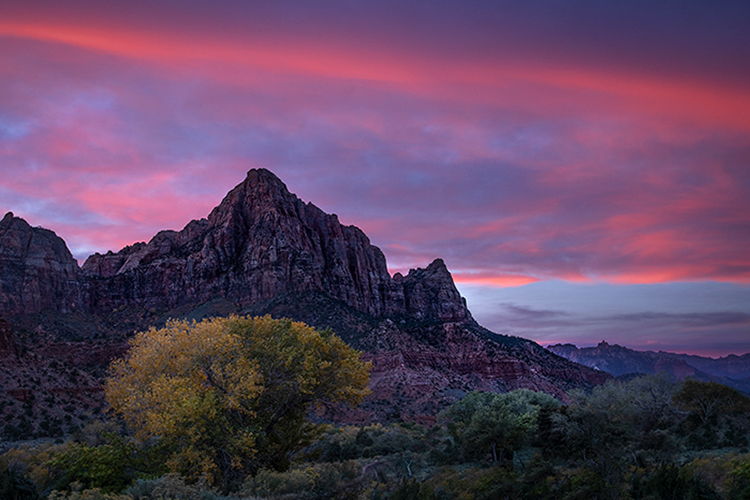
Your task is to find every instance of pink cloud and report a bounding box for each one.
[0,3,748,289]
[453,272,541,288]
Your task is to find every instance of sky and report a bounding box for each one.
[1,0,748,357]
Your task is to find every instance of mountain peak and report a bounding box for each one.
[245,167,284,187]
[206,168,299,228]
[401,258,471,323]
[239,168,293,201]
[73,169,472,323]
[421,258,450,277]
[1,211,24,231]
[548,342,750,392]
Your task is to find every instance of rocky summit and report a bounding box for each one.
[81,169,471,324]
[0,169,608,433]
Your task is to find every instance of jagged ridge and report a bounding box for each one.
[548,341,750,394]
[12,169,466,324]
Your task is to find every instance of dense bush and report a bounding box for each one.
[438,389,559,464]
[47,435,137,493]
[106,316,371,487]
[243,461,362,499]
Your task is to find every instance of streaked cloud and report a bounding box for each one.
[1,1,748,355]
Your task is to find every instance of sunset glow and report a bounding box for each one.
[2,0,748,356]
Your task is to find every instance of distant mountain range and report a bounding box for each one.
[0,169,609,440]
[547,341,750,393]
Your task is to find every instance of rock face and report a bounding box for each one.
[358,321,610,420]
[0,212,83,315]
[81,169,471,323]
[394,259,469,323]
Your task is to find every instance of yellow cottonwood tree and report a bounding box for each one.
[106,315,370,486]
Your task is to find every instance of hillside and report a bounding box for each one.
[0,169,609,440]
[548,341,750,393]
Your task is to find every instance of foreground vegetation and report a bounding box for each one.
[2,317,750,499]
[105,315,370,487]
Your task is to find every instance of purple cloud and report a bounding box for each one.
[1,1,749,355]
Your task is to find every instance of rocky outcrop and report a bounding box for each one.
[0,339,110,442]
[0,212,83,315]
[81,169,471,323]
[80,242,146,278]
[395,259,470,323]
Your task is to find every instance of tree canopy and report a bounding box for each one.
[439,389,559,464]
[105,315,371,487]
[673,379,750,425]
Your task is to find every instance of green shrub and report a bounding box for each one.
[125,473,221,499]
[243,460,362,499]
[49,435,137,493]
